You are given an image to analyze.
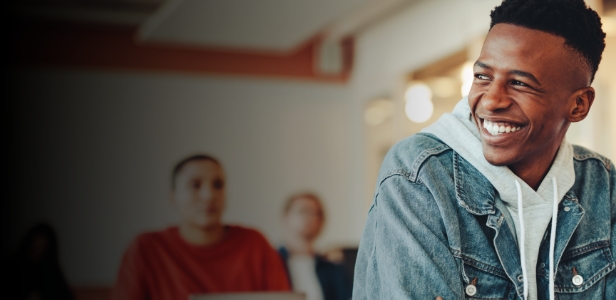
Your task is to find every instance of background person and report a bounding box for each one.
[279,192,352,300]
[111,154,290,300]
[4,222,75,300]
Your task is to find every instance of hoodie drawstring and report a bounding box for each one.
[514,180,528,300]
[515,177,559,300]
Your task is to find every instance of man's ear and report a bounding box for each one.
[568,87,595,123]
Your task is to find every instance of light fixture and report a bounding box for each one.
[404,82,434,123]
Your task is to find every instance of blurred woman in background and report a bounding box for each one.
[279,192,352,300]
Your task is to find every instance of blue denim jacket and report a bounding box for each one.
[353,133,616,299]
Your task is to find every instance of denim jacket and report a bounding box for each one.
[353,133,616,300]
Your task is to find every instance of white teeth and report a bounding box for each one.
[483,119,523,136]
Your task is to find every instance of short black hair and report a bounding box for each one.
[490,0,606,82]
[171,154,221,190]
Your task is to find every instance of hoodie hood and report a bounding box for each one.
[421,98,575,300]
[421,98,574,209]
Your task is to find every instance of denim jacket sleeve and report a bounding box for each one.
[353,173,463,299]
[353,175,462,299]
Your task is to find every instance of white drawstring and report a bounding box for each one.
[549,177,558,300]
[514,180,527,300]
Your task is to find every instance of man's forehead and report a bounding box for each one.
[481,24,591,87]
[485,24,566,53]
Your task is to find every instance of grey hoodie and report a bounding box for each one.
[421,98,575,300]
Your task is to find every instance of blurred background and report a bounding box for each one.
[5,0,616,298]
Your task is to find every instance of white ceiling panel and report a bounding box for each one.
[139,0,371,51]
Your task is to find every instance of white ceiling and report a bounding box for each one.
[13,0,419,51]
[138,0,372,51]
[12,0,616,51]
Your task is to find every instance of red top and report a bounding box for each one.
[110,225,290,300]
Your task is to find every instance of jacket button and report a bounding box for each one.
[517,274,524,282]
[564,206,571,212]
[465,285,477,296]
[572,274,584,286]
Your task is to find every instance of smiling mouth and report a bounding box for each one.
[482,119,524,136]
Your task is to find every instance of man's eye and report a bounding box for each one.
[191,182,201,189]
[474,74,490,80]
[213,179,224,189]
[511,80,527,86]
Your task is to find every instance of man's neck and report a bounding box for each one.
[178,223,225,246]
[509,145,561,191]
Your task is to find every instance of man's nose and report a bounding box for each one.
[198,186,214,200]
[481,81,512,111]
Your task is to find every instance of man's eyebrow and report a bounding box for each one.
[474,61,541,86]
[474,61,491,70]
[509,70,541,86]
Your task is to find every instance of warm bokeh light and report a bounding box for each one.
[430,77,458,98]
[460,61,474,97]
[404,82,434,123]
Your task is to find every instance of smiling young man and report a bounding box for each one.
[111,155,290,300]
[353,0,614,299]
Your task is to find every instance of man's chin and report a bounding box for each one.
[190,219,223,231]
[483,149,513,167]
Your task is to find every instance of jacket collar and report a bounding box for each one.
[453,151,580,216]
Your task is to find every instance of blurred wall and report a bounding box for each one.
[7,70,356,286]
